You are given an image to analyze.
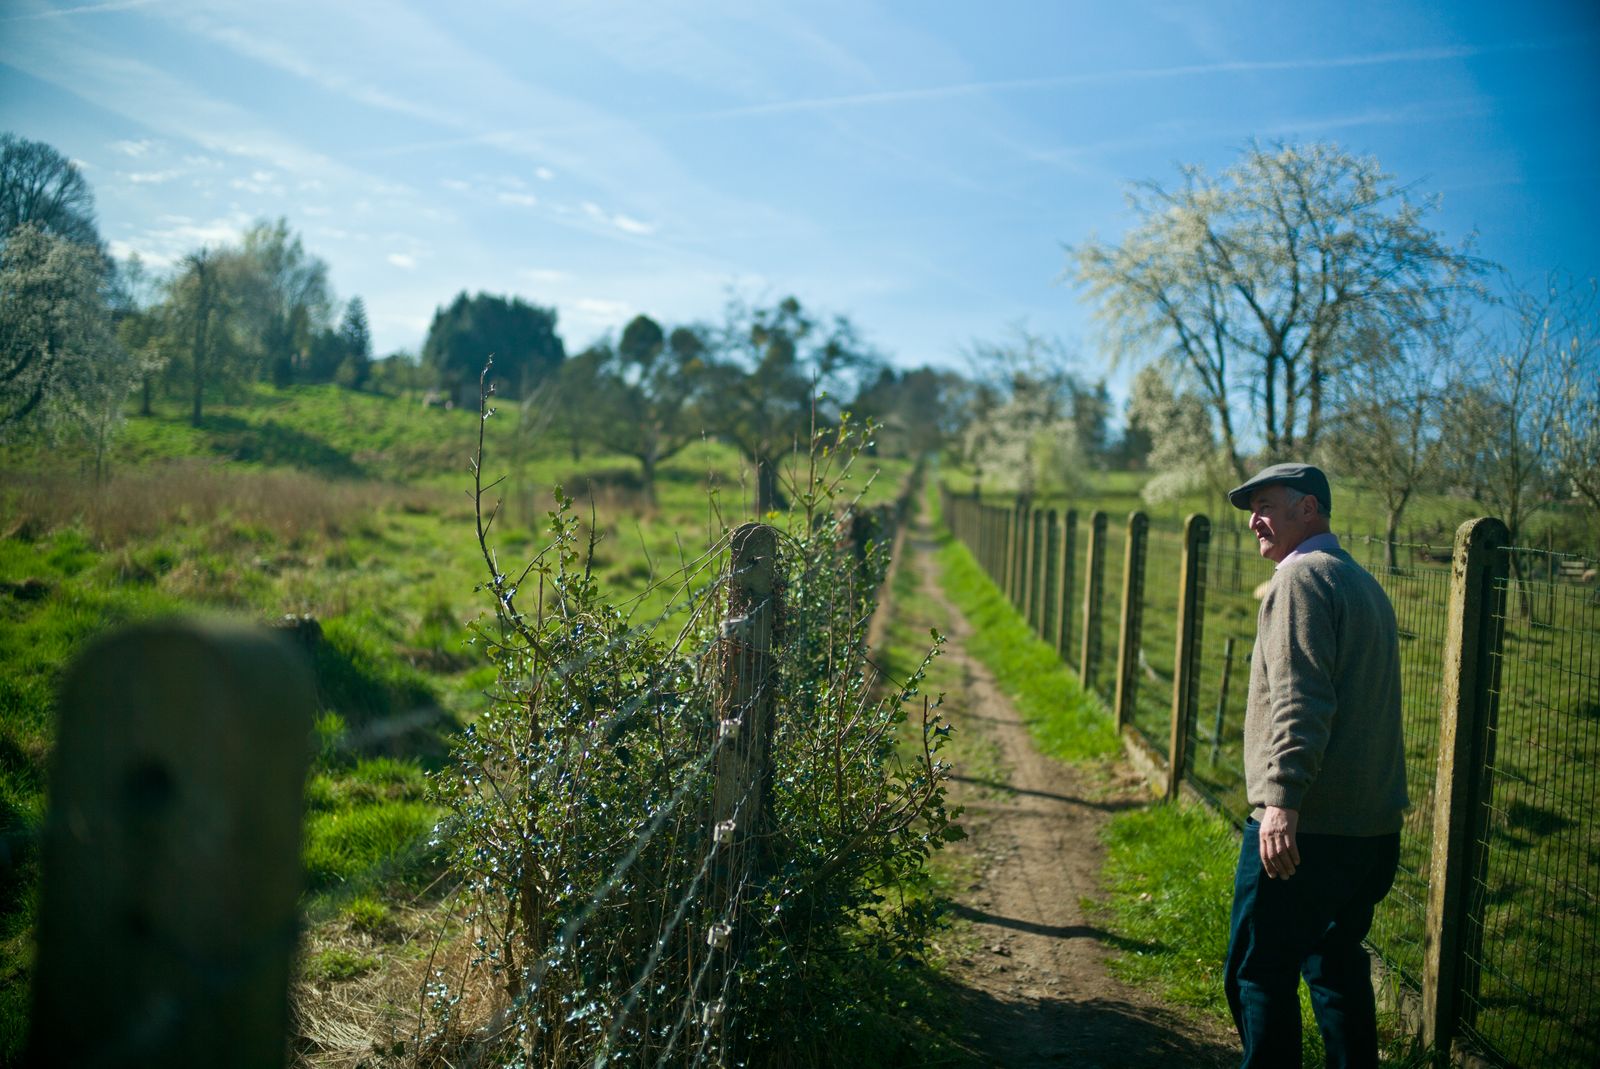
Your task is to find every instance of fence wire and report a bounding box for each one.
[1458,550,1600,1068]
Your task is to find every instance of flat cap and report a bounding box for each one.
[1226,462,1332,514]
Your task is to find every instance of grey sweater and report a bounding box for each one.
[1244,548,1408,836]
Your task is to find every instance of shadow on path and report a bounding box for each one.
[931,977,1236,1069]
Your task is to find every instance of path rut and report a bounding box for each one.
[900,522,1237,1068]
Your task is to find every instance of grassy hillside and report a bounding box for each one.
[0,384,912,1060]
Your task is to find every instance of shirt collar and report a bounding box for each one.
[1277,531,1341,570]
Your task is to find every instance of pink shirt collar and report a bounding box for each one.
[1277,531,1341,570]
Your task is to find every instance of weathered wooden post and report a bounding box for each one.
[1041,510,1059,648]
[1079,511,1107,689]
[713,522,780,871]
[30,620,316,1069]
[1113,511,1149,733]
[1422,517,1509,1059]
[1167,514,1210,800]
[1019,507,1034,627]
[1012,504,1025,610]
[1028,508,1047,634]
[1056,509,1078,663]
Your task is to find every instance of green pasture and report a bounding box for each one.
[0,384,911,1061]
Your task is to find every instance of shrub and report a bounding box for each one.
[421,395,956,1066]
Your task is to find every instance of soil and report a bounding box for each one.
[898,522,1239,1069]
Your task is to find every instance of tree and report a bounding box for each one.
[1441,277,1577,614]
[241,218,332,387]
[1320,315,1456,569]
[335,296,372,389]
[593,315,711,502]
[0,223,121,439]
[1123,364,1219,507]
[111,254,168,416]
[850,365,970,459]
[160,247,260,426]
[707,295,875,513]
[959,329,1097,500]
[1549,279,1600,525]
[0,133,101,250]
[1070,141,1477,479]
[423,291,565,401]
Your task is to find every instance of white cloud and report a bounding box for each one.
[440,178,471,192]
[521,268,569,284]
[612,213,654,235]
[498,191,538,207]
[229,169,285,196]
[535,167,555,181]
[126,169,182,184]
[572,297,632,329]
[387,252,417,269]
[107,238,174,269]
[110,138,158,157]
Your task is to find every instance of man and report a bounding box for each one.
[1222,462,1408,1069]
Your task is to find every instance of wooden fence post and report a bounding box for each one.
[1009,502,1028,607]
[1079,511,1107,689]
[1167,514,1210,800]
[1056,509,1078,663]
[1113,511,1149,733]
[1029,508,1047,635]
[1020,504,1037,624]
[1042,510,1059,647]
[30,620,316,1069]
[1422,517,1509,1058]
[713,522,781,869]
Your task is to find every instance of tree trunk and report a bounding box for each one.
[754,454,787,514]
[641,451,658,507]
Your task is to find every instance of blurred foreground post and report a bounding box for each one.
[30,620,315,1069]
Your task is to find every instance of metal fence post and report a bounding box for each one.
[1114,511,1150,733]
[30,620,315,1069]
[1079,511,1107,689]
[1422,517,1509,1058]
[1056,509,1078,664]
[1167,514,1210,800]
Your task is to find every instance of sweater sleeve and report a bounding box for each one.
[1255,569,1339,810]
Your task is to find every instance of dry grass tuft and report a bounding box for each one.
[291,901,509,1069]
[0,460,431,548]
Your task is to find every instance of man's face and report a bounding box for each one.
[1248,484,1319,564]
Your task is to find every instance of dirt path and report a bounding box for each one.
[900,523,1238,1068]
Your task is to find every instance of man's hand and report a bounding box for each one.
[1259,806,1301,879]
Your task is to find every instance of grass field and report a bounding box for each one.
[0,384,912,1061]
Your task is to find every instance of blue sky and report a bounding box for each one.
[2,0,1596,392]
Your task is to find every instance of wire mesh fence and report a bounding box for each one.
[1456,549,1600,1068]
[942,487,1600,1068]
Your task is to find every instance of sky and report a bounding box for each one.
[2,0,1597,395]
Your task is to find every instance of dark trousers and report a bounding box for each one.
[1224,820,1400,1069]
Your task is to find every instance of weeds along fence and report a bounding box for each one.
[27,458,938,1067]
[941,486,1600,1069]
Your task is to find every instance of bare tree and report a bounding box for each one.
[1321,313,1459,570]
[1070,141,1477,479]
[0,133,100,250]
[1442,276,1581,613]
